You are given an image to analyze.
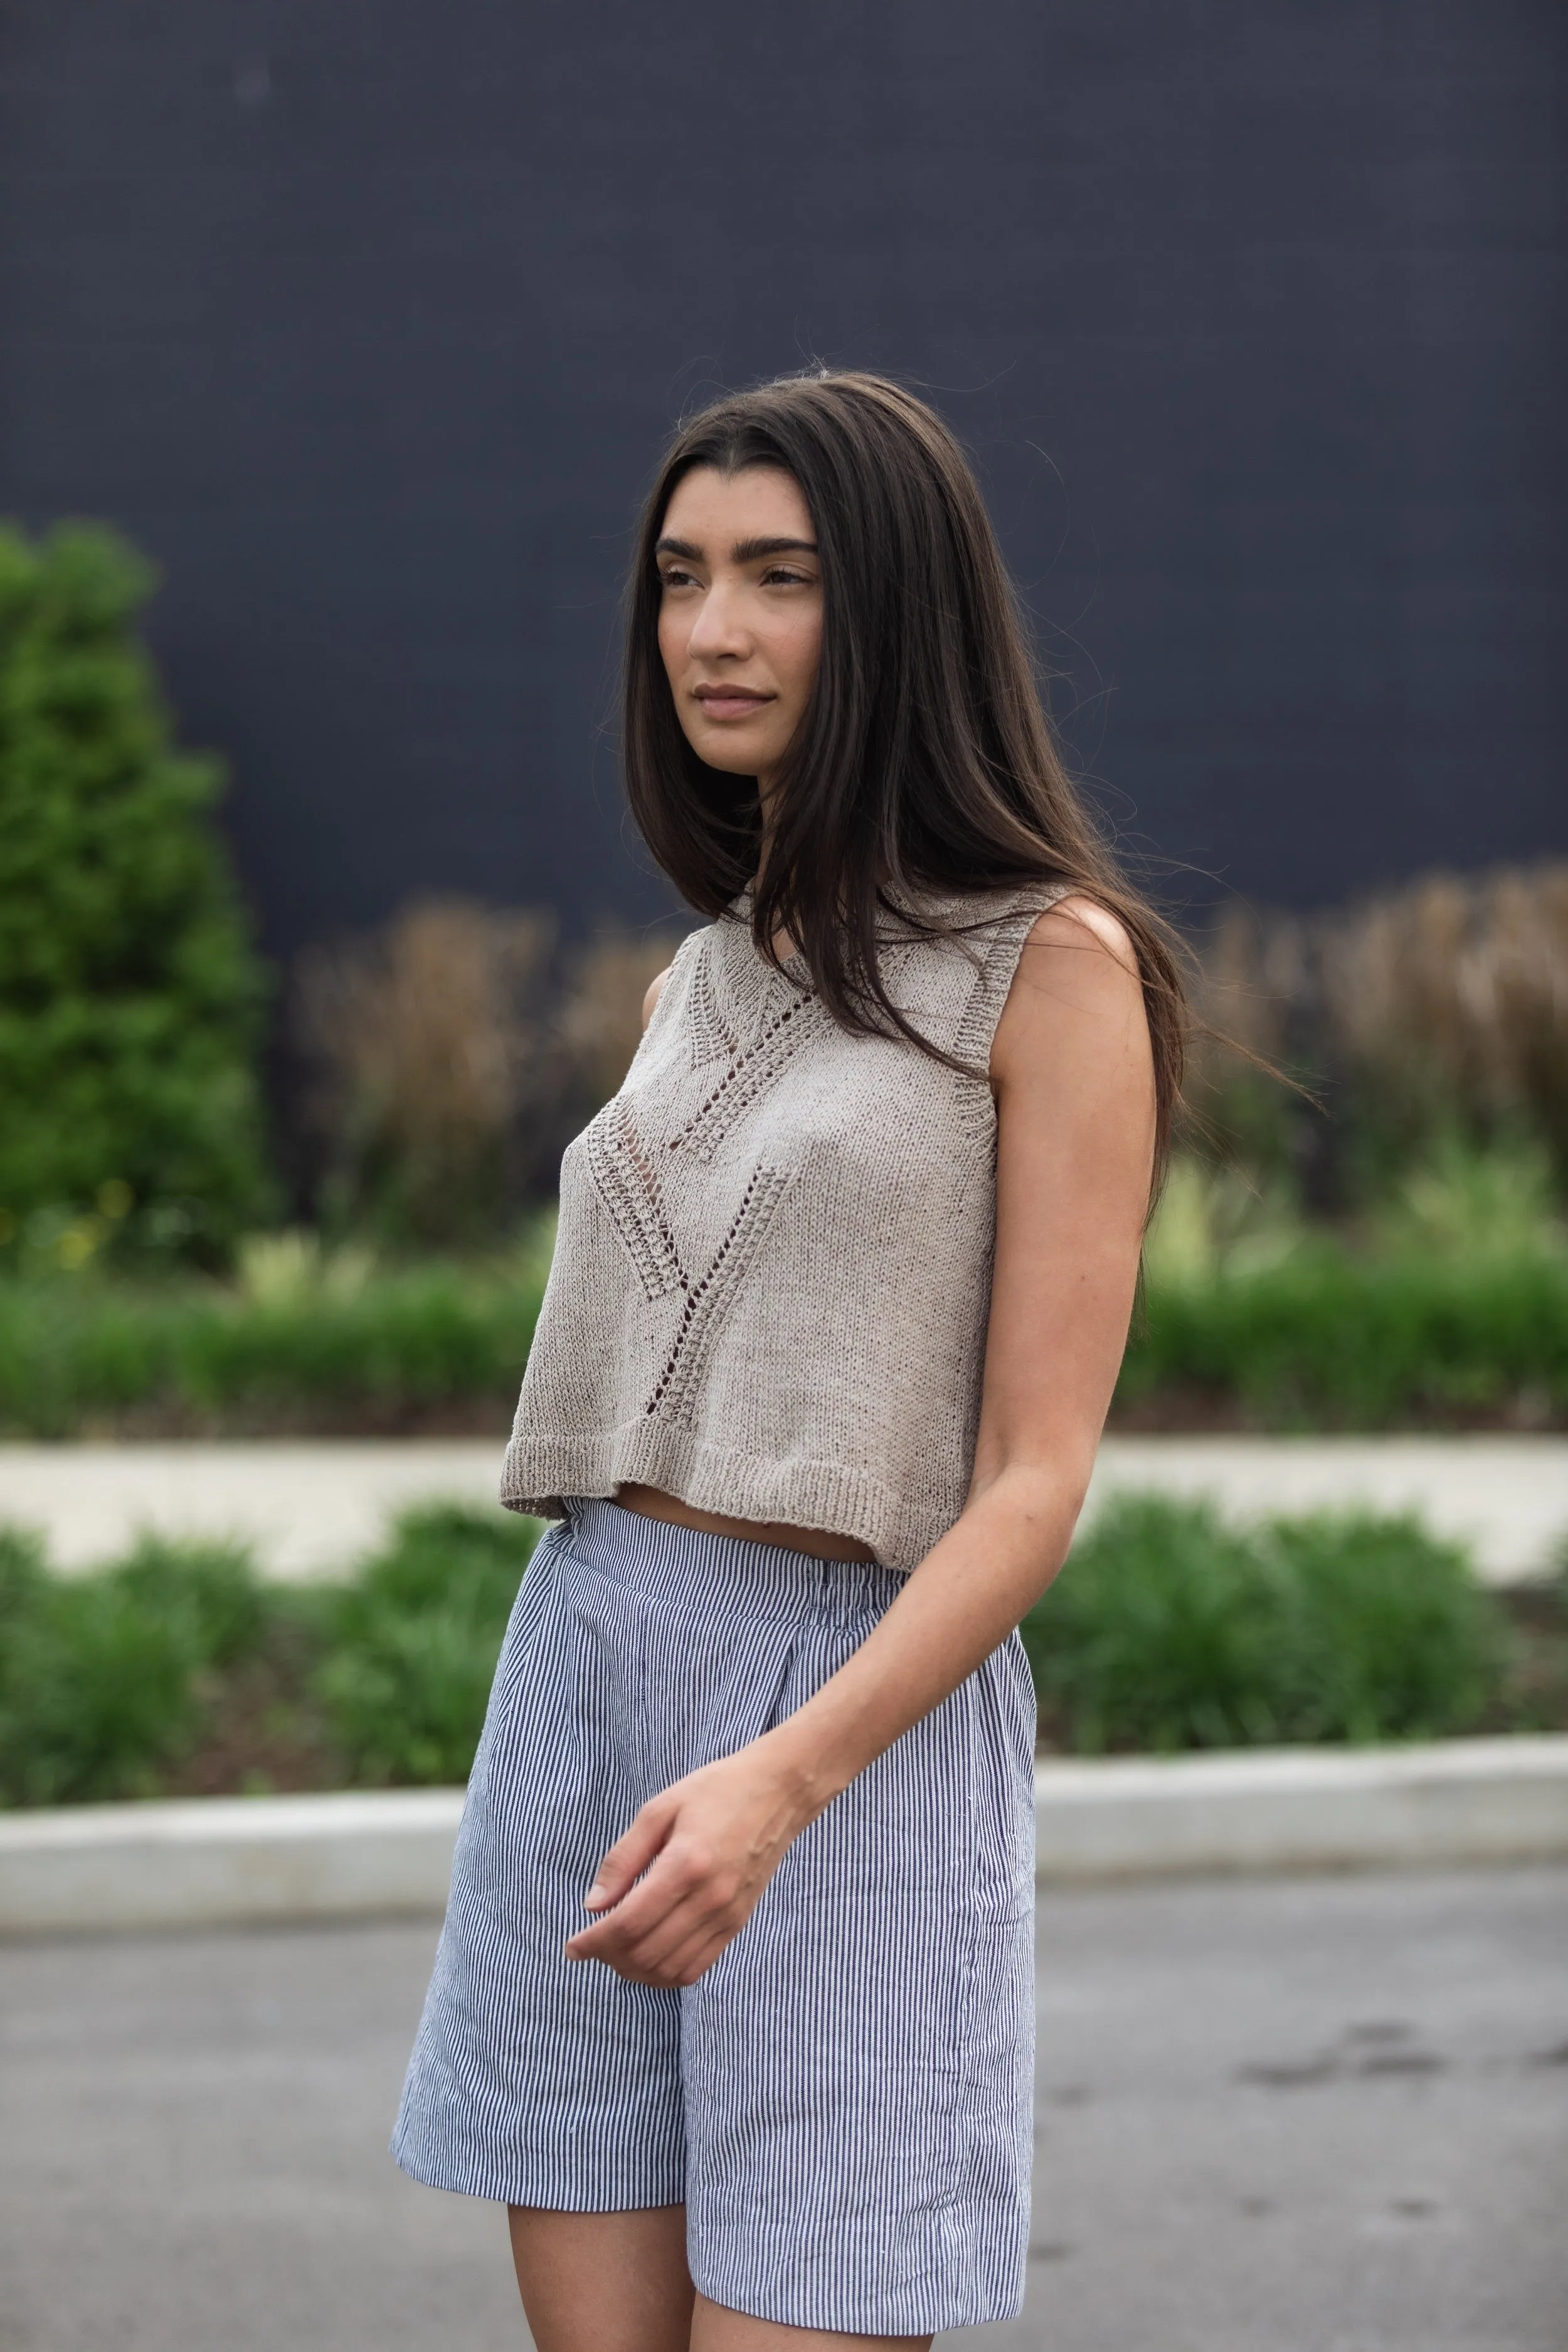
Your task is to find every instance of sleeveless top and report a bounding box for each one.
[501,882,1069,1574]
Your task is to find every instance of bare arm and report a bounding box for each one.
[566,898,1156,1986]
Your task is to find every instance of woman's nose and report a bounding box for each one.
[686,580,750,660]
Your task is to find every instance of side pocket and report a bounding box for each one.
[970,1633,1039,1925]
[464,1522,568,1798]
[948,1909,1036,2208]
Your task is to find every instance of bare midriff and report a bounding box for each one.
[613,1482,879,1564]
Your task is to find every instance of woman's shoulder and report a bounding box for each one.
[1015,889,1140,973]
[873,879,1139,1076]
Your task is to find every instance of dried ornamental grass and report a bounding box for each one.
[557,924,689,1110]
[1320,865,1568,1151]
[295,898,553,1239]
[1189,862,1568,1182]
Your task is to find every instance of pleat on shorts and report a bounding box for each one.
[392,1496,1037,2336]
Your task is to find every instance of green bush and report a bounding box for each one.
[0,522,273,1266]
[0,1500,1549,1806]
[1024,1495,1499,1752]
[1265,1512,1496,1742]
[1120,1241,1568,1426]
[0,1222,1562,1439]
[0,1530,263,1804]
[312,1504,540,1784]
[0,1255,546,1437]
[0,1508,537,1806]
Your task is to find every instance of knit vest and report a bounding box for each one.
[501,882,1069,1573]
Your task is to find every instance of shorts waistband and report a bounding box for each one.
[555,1496,906,1624]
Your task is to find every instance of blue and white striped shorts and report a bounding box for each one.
[393,1497,1037,2336]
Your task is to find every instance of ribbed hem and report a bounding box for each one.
[499,1424,944,1577]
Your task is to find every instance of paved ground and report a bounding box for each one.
[2,1433,1564,1582]
[1,1868,1563,2351]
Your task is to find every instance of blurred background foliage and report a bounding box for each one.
[0,521,1565,1435]
[1022,1496,1505,1753]
[0,524,274,1269]
[1186,864,1568,1211]
[291,898,679,1246]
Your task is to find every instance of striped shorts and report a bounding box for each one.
[393,1497,1037,2336]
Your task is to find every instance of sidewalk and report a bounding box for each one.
[0,1433,1562,1582]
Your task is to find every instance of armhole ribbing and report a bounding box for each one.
[650,925,705,1016]
[948,884,1074,1073]
[625,923,704,1075]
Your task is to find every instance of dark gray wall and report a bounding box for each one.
[3,1,1564,960]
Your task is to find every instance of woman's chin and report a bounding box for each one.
[689,729,776,777]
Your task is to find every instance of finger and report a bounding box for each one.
[598,1921,709,1986]
[565,1846,696,1958]
[566,1834,736,1969]
[614,1894,724,1978]
[592,1910,723,1989]
[650,1920,733,1988]
[585,1868,746,1982]
[582,1796,676,1914]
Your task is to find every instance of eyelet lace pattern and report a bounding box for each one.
[586,944,810,1416]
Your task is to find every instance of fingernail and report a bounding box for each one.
[585,1882,608,1909]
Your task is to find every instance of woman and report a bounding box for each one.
[395,373,1183,2349]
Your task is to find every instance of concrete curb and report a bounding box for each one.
[1032,1734,1568,1880]
[3,1737,1566,1936]
[0,1788,465,1937]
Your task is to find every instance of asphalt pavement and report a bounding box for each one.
[1,1868,1564,2351]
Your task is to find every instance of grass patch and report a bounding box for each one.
[1119,1242,1568,1429]
[310,1505,540,1784]
[1,1499,1562,1808]
[1023,1495,1506,1753]
[0,1257,545,1438]
[0,1228,1564,1436]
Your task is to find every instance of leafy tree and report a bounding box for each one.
[0,523,273,1263]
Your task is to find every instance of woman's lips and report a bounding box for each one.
[694,688,773,721]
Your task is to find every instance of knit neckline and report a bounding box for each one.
[721,892,813,988]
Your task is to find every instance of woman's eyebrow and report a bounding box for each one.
[731,536,818,562]
[654,532,820,564]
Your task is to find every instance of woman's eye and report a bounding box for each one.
[761,567,811,587]
[659,568,697,590]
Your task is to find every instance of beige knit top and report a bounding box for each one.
[501,882,1068,1573]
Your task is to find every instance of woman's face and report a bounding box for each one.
[655,464,822,802]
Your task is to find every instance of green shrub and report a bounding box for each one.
[0,1530,264,1804]
[2,1207,1562,1441]
[0,1507,534,1805]
[1024,1498,1286,1752]
[0,522,273,1266]
[313,1505,539,1784]
[0,1500,1548,1806]
[0,1254,546,1437]
[1120,1241,1568,1426]
[1372,1135,1567,1263]
[1024,1495,1500,1752]
[1264,1512,1496,1742]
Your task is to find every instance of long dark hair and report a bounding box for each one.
[622,370,1187,1192]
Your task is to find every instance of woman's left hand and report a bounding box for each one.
[563,1737,812,1988]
